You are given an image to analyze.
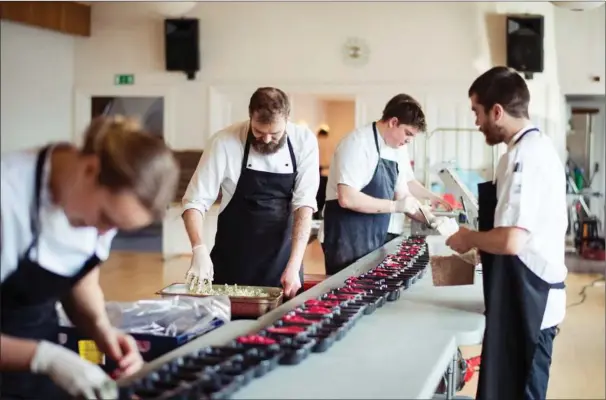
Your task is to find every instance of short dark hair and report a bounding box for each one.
[468,66,530,119]
[381,94,427,132]
[317,129,329,137]
[248,87,291,124]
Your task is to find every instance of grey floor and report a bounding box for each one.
[565,254,605,274]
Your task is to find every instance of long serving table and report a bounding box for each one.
[119,237,485,399]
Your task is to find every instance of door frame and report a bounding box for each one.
[566,94,606,221]
[73,85,178,148]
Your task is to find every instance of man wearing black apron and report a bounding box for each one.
[182,88,319,299]
[446,67,568,400]
[321,94,432,275]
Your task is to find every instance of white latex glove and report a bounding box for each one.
[431,216,460,237]
[185,244,214,292]
[393,196,422,215]
[30,340,117,400]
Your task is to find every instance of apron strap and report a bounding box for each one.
[514,127,539,145]
[27,146,52,258]
[241,130,253,172]
[550,281,566,289]
[372,122,381,155]
[286,136,297,173]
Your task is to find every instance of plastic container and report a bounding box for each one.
[279,337,316,366]
[310,330,337,353]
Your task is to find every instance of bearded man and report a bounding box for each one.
[182,87,319,298]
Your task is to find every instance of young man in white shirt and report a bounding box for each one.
[182,87,319,298]
[321,94,434,275]
[446,66,568,400]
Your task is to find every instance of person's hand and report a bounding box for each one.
[433,197,454,212]
[393,196,422,215]
[445,226,473,254]
[185,244,214,292]
[30,340,118,400]
[93,326,144,379]
[431,216,460,237]
[280,266,302,298]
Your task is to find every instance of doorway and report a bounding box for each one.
[291,93,356,221]
[565,95,605,251]
[91,96,165,253]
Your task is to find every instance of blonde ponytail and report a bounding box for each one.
[81,115,179,219]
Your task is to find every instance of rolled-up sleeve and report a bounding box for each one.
[292,128,320,212]
[182,134,227,215]
[494,154,540,232]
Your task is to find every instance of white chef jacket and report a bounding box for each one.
[1,147,116,284]
[318,123,415,242]
[182,120,320,215]
[324,123,415,203]
[494,126,568,330]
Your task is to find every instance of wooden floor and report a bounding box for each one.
[99,240,605,399]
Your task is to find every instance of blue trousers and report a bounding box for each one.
[525,326,557,400]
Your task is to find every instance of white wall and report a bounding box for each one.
[555,5,606,95]
[70,1,603,256]
[0,21,75,152]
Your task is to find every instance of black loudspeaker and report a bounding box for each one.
[506,15,544,75]
[164,18,200,80]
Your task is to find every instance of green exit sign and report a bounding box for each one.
[114,74,134,85]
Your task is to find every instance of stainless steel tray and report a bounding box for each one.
[156,283,284,318]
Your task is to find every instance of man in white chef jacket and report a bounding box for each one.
[321,93,438,275]
[446,66,568,400]
[182,87,319,298]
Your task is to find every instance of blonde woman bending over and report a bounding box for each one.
[0,116,180,400]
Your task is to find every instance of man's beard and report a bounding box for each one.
[251,134,287,155]
[481,122,507,146]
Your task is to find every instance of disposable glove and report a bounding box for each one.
[393,196,422,215]
[30,340,118,400]
[185,244,214,292]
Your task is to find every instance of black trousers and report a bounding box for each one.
[525,326,557,400]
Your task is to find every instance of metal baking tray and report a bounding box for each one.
[156,283,284,318]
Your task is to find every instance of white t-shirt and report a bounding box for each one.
[318,123,416,243]
[494,126,568,330]
[325,123,415,203]
[1,147,116,284]
[182,120,320,215]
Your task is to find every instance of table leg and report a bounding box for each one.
[445,352,457,399]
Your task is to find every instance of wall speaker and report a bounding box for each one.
[506,15,544,76]
[164,18,200,80]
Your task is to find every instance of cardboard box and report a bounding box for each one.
[426,235,477,287]
[57,319,224,373]
[430,255,476,286]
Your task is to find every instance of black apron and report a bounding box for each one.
[322,122,399,275]
[0,146,101,400]
[476,128,566,400]
[210,131,303,288]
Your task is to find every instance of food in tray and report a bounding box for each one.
[187,280,270,297]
